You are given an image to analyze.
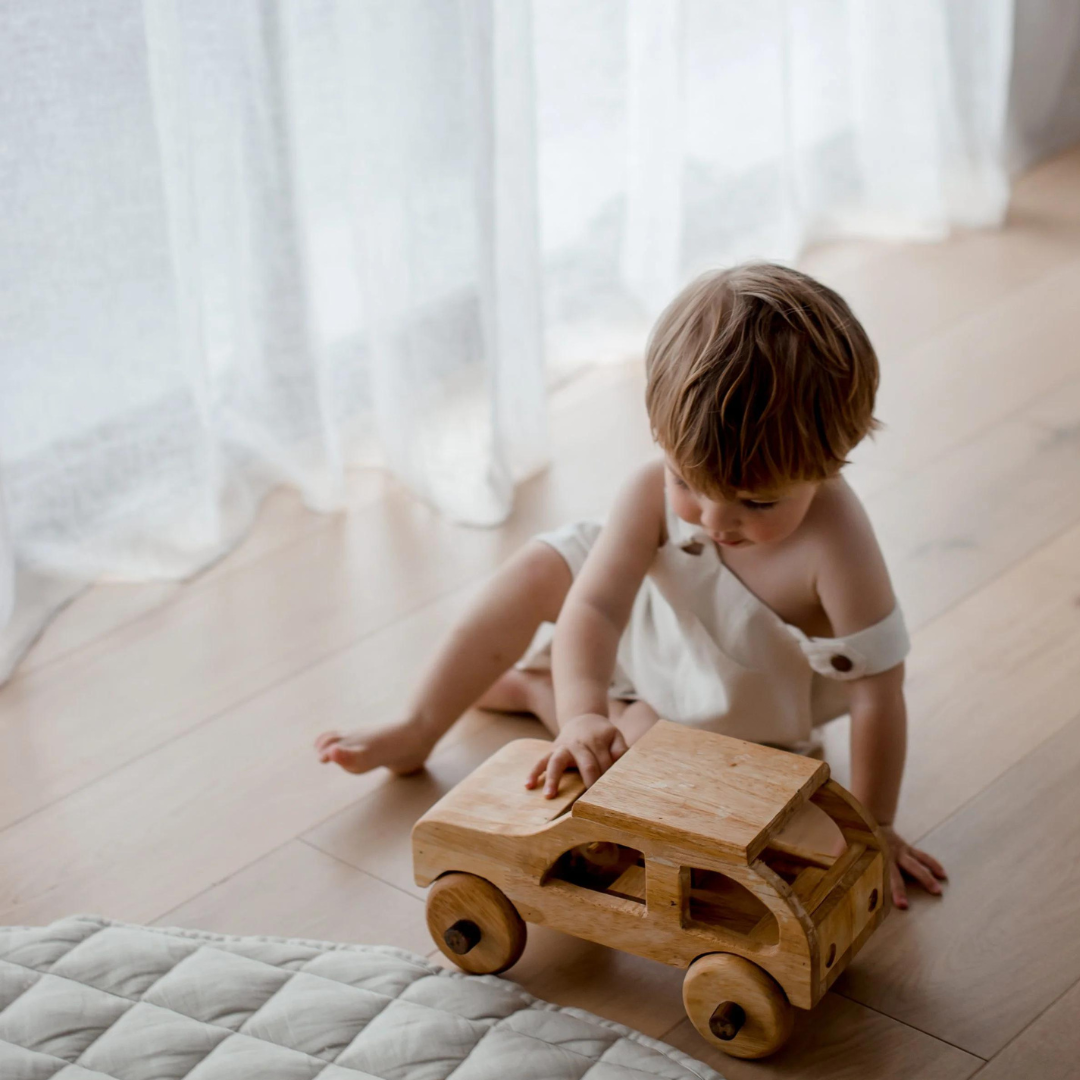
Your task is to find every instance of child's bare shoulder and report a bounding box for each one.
[613,458,667,534]
[573,459,666,603]
[589,458,666,557]
[627,456,667,494]
[803,476,875,544]
[802,477,895,633]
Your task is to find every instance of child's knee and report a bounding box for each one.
[515,541,573,608]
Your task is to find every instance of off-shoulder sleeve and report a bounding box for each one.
[787,605,910,681]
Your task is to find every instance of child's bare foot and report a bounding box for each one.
[315,718,437,775]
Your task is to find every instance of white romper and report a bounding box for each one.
[519,497,910,752]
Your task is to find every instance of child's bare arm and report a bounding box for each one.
[846,666,905,826]
[525,461,665,795]
[816,489,946,907]
[554,461,666,720]
[846,667,944,907]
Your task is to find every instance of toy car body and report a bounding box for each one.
[413,720,889,1058]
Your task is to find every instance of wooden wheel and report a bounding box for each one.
[682,953,794,1059]
[426,872,527,974]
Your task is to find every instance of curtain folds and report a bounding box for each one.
[0,0,1018,679]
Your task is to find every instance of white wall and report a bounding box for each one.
[1007,0,1080,172]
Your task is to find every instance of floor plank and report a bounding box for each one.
[822,517,1080,845]
[304,713,545,900]
[0,492,482,829]
[895,519,1080,839]
[0,673,504,926]
[972,977,1080,1080]
[429,928,689,1041]
[836,707,1080,1058]
[812,207,1080,361]
[1007,144,1080,227]
[854,256,1080,477]
[662,995,982,1080]
[15,481,376,676]
[155,839,431,954]
[0,368,654,831]
[866,375,1080,631]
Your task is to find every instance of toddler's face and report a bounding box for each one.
[664,462,819,548]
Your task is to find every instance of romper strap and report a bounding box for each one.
[787,605,910,681]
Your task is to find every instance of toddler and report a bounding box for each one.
[316,263,946,909]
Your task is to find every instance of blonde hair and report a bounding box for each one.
[645,263,879,496]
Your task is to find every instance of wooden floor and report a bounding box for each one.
[4,146,1080,1078]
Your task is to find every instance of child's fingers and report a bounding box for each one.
[610,729,629,759]
[572,746,602,788]
[525,753,551,789]
[315,732,342,762]
[543,746,574,798]
[591,742,614,776]
[914,848,947,880]
[900,851,943,895]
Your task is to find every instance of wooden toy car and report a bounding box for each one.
[412,720,890,1059]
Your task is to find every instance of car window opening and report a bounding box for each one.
[687,868,779,945]
[547,842,646,904]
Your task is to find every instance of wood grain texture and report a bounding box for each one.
[895,517,1080,840]
[837,708,1080,1058]
[972,978,1080,1080]
[413,737,585,834]
[429,920,691,1040]
[867,375,1080,632]
[413,729,888,1012]
[425,872,527,974]
[801,845,866,912]
[154,839,431,954]
[573,721,828,863]
[305,714,544,898]
[682,952,794,1059]
[663,993,983,1080]
[0,694,505,925]
[17,482,381,676]
[415,807,820,995]
[810,148,1080,357]
[0,494,496,829]
[851,257,1080,477]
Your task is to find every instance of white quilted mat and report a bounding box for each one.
[0,916,723,1080]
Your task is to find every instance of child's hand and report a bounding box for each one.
[525,714,628,798]
[881,825,947,909]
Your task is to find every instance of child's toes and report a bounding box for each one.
[327,743,372,774]
[314,731,341,753]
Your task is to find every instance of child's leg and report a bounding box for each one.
[481,672,658,746]
[316,540,573,774]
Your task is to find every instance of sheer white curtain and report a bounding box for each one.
[535,0,1014,366]
[0,0,546,676]
[0,0,1014,680]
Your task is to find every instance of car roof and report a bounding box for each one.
[572,721,829,863]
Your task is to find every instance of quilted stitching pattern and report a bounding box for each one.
[0,918,723,1080]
